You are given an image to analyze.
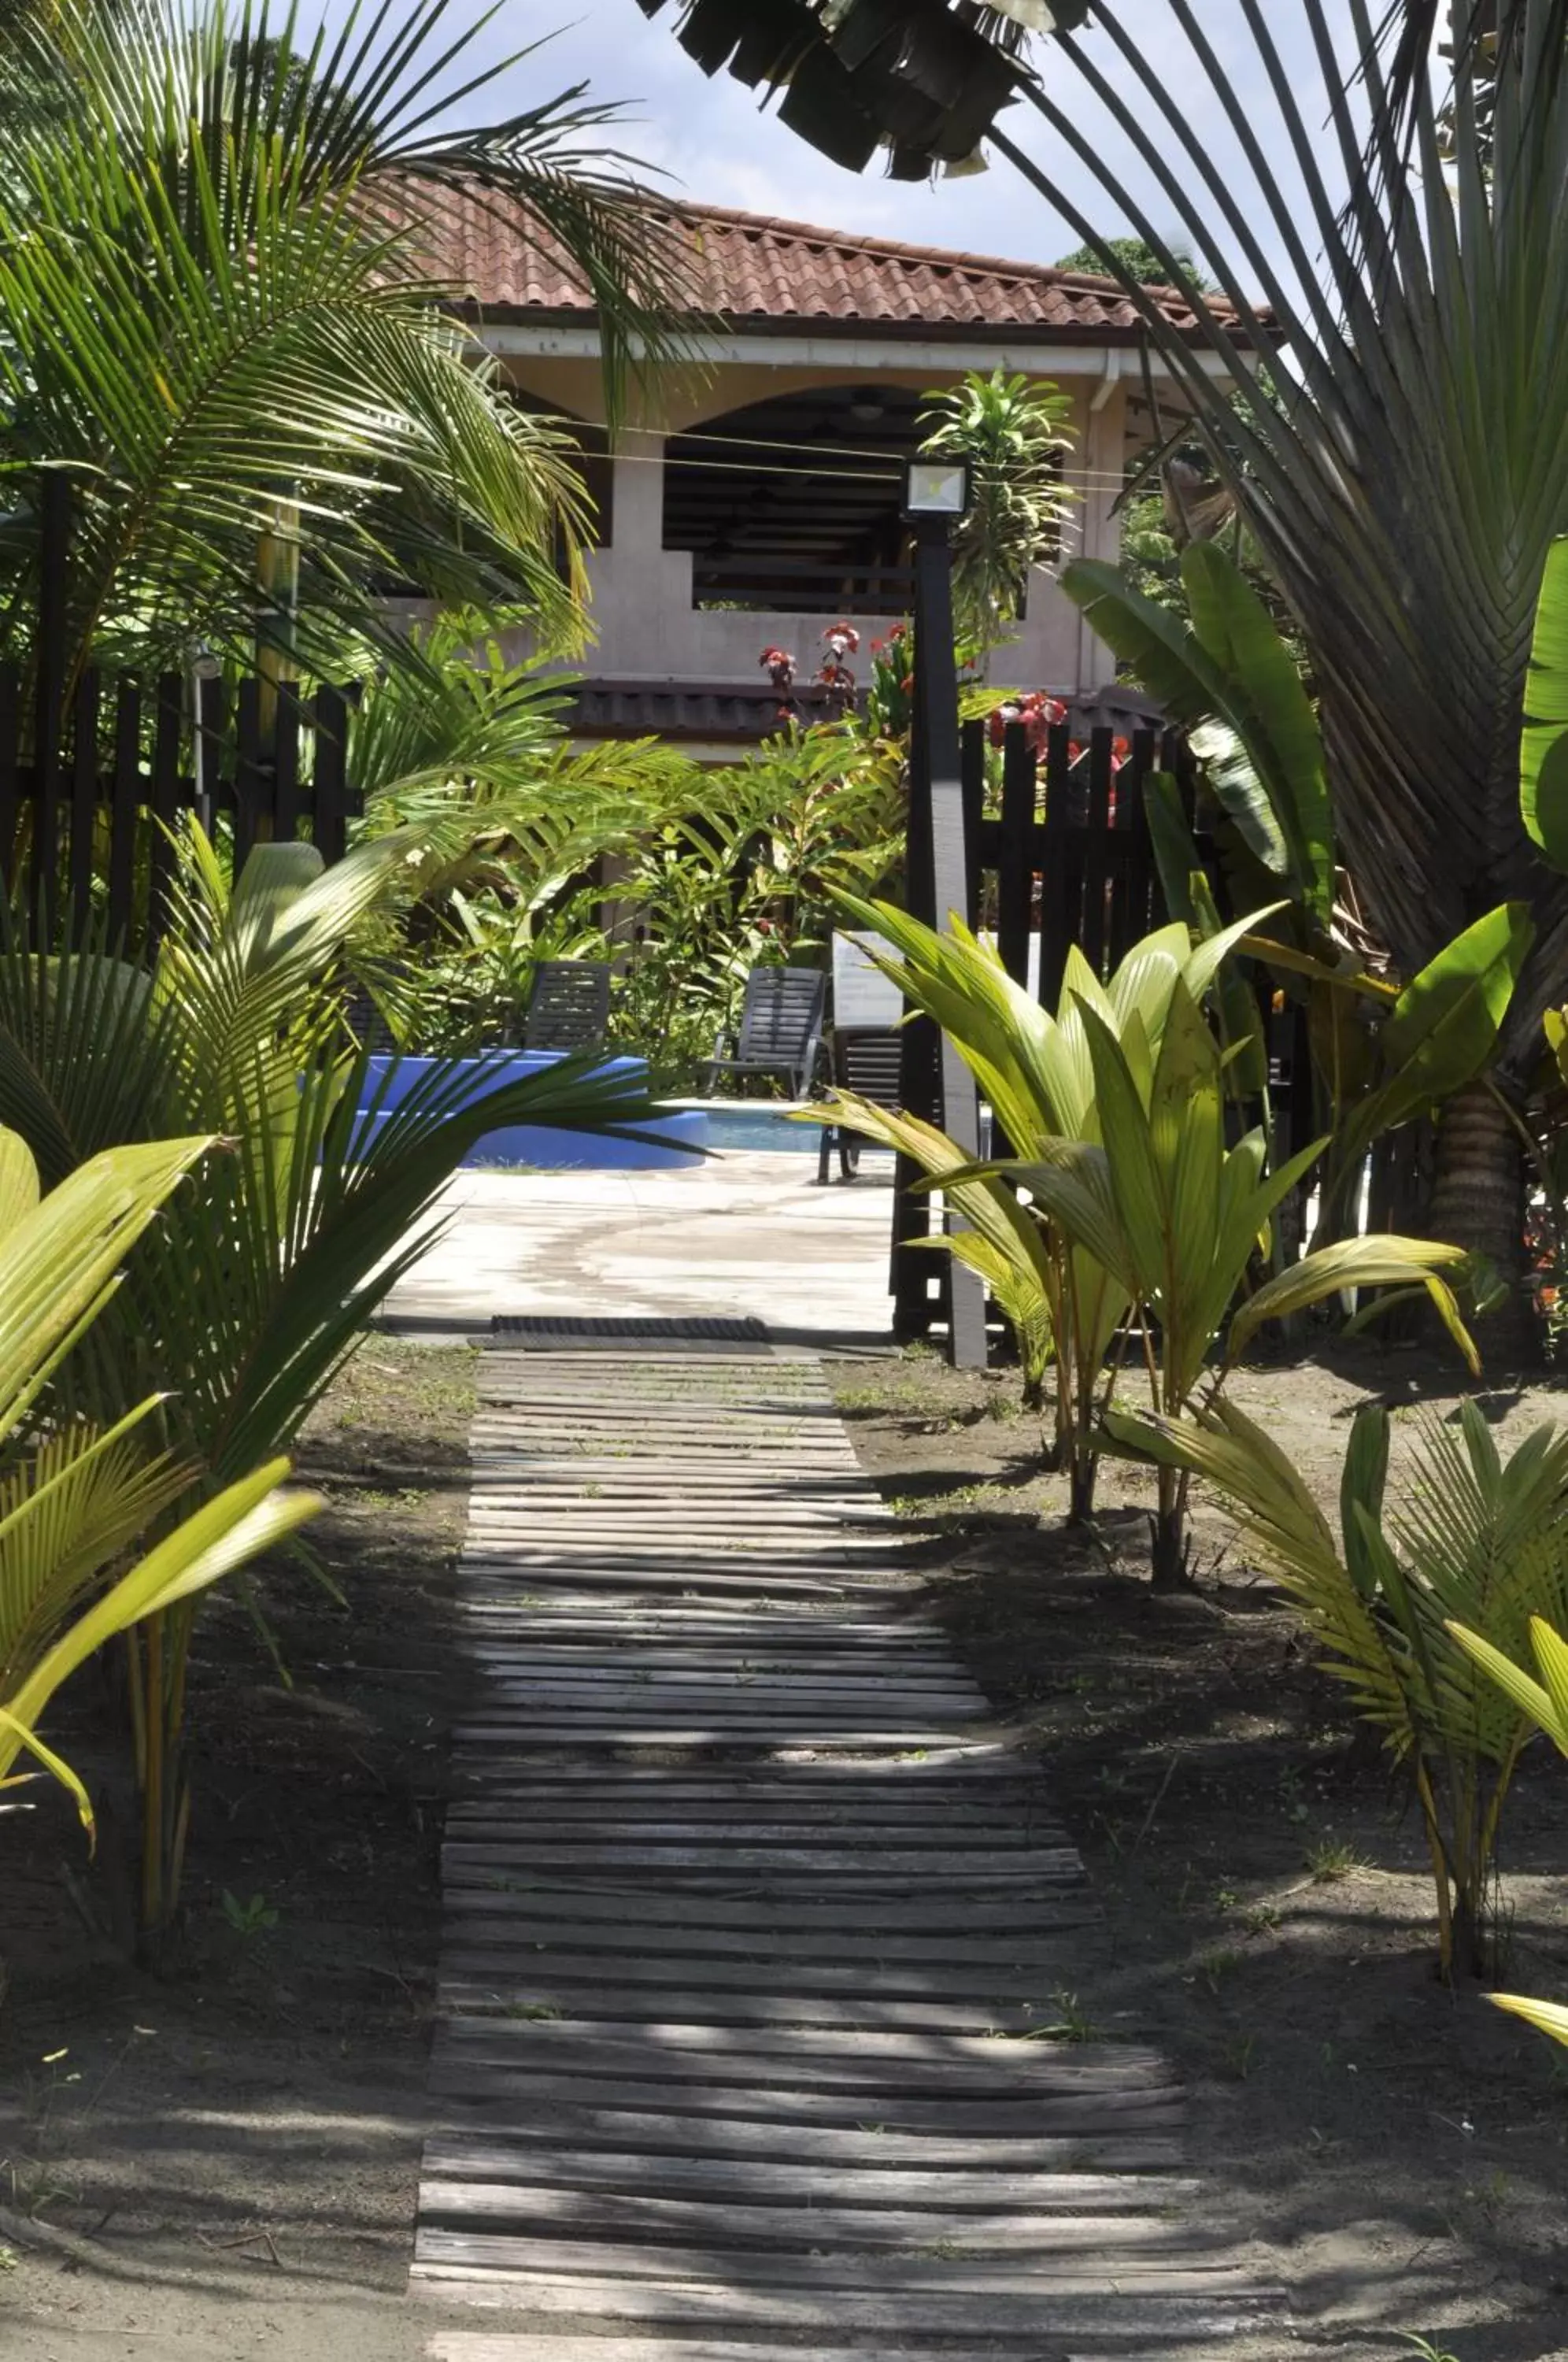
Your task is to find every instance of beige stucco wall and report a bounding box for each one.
[489,346,1128,697]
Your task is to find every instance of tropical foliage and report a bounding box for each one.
[0,1129,316,1841]
[1448,1613,1568,2042]
[633,1,1051,176]
[919,369,1078,653]
[0,828,667,1922]
[1065,543,1535,1248]
[827,895,1476,1578]
[0,0,682,681]
[978,4,1568,1314]
[1115,1398,1568,1977]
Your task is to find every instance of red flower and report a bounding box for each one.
[823,620,861,655]
[1109,734,1132,772]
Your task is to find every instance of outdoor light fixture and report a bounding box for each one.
[848,387,886,424]
[901,457,971,520]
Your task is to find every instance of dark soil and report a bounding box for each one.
[826,1343,1568,2362]
[0,1338,477,2360]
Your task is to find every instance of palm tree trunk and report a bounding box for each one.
[1426,1082,1537,1368]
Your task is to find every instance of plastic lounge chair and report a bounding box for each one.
[702,965,827,1100]
[524,961,612,1053]
[817,1026,904,1183]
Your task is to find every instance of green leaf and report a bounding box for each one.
[1445,1618,1565,1749]
[0,1704,94,1839]
[1488,1994,1568,2052]
[1228,1235,1478,1375]
[1060,558,1229,722]
[1330,905,1533,1180]
[1180,541,1334,920]
[1522,539,1568,870]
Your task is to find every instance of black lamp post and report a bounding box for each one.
[891,455,987,1369]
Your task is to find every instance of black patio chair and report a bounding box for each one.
[702,964,827,1100]
[817,1026,903,1183]
[523,960,612,1054]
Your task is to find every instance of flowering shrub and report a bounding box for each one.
[985,698,1133,820]
[986,690,1067,753]
[761,622,860,724]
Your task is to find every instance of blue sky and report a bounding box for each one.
[374,3,1337,292]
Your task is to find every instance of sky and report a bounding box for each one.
[368,2,1341,296]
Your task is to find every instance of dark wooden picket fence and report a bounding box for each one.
[960,716,1170,998]
[4,476,358,948]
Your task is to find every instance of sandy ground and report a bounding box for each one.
[827,1342,1568,2362]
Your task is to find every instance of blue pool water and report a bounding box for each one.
[695,1104,893,1157]
[356,1053,706,1169]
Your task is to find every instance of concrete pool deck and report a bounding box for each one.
[383,1151,898,1344]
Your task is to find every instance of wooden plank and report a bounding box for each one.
[67,667,99,942]
[418,2120,1183,2173]
[418,2182,1188,2253]
[31,472,68,937]
[273,683,301,839]
[443,1846,1070,1880]
[435,2026,1163,2092]
[436,1883,1082,1934]
[0,662,19,886]
[446,1813,1061,1845]
[146,673,185,938]
[425,2341,1193,2362]
[233,674,264,873]
[410,2259,1270,2332]
[427,2065,1182,2134]
[434,2021,1152,2074]
[446,1738,997,1757]
[415,2228,1226,2290]
[106,676,141,944]
[435,1979,1086,2034]
[311,683,351,861]
[421,2141,1198,2210]
[439,1912,1093,1968]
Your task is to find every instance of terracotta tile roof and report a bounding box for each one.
[432,198,1263,346]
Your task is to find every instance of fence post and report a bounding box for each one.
[34,472,71,939]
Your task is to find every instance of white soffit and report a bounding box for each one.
[478,324,1238,379]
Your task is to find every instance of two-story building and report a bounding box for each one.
[433,200,1244,752]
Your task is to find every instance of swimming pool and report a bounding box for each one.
[682,1101,894,1158]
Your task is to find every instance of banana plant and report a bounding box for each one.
[1066,543,1334,928]
[0,829,669,1927]
[1447,1613,1568,2044]
[1003,981,1477,1586]
[1115,1398,1568,1979]
[0,1127,316,1838]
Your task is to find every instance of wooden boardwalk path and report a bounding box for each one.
[415,1331,1280,2359]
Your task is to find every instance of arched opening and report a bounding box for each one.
[662,384,926,613]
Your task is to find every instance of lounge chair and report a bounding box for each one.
[523,961,612,1054]
[702,964,827,1100]
[817,1025,904,1183]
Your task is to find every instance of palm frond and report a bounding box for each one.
[988,0,1568,1073]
